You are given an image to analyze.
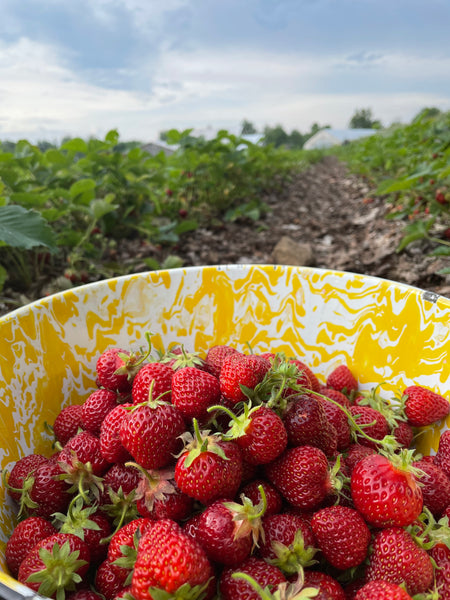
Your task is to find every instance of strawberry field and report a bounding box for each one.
[0,109,449,316]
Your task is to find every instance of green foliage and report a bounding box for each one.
[0,128,310,294]
[331,110,450,266]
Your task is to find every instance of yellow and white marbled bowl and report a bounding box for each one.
[1,264,450,596]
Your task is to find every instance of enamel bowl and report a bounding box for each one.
[1,264,450,598]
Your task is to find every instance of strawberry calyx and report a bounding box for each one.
[148,579,213,600]
[25,540,88,600]
[268,529,319,575]
[52,494,101,540]
[159,343,205,370]
[114,331,155,379]
[408,508,450,553]
[222,484,268,548]
[3,470,39,520]
[208,401,257,441]
[232,567,320,599]
[177,419,229,468]
[57,452,104,503]
[111,526,143,584]
[357,383,407,430]
[129,463,177,512]
[98,486,138,542]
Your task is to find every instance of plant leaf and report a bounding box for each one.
[0,205,57,251]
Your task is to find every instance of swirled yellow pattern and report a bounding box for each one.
[1,264,449,592]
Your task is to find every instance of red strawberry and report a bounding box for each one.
[303,571,346,600]
[100,403,133,464]
[5,516,56,577]
[119,399,185,470]
[435,429,450,478]
[365,527,433,595]
[310,505,371,570]
[18,532,90,599]
[391,420,414,449]
[343,443,376,474]
[66,590,104,600]
[317,395,352,451]
[107,518,155,582]
[95,559,128,600]
[53,497,112,564]
[412,457,450,517]
[221,402,288,465]
[319,386,351,408]
[131,361,173,404]
[349,405,389,449]
[61,430,111,476]
[350,452,423,528]
[175,426,243,504]
[239,478,283,517]
[81,389,118,436]
[96,347,135,393]
[264,445,332,510]
[131,518,215,600]
[403,385,450,426]
[258,512,316,574]
[283,393,337,456]
[204,344,239,378]
[355,580,413,600]
[134,467,194,522]
[220,352,271,404]
[219,557,287,600]
[171,366,221,421]
[290,359,321,393]
[6,453,49,503]
[53,405,84,445]
[196,495,265,566]
[326,365,358,395]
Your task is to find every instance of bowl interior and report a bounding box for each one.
[1,264,450,589]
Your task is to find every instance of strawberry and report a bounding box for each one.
[258,512,317,574]
[290,359,321,393]
[17,532,90,599]
[5,516,56,577]
[391,420,414,449]
[6,453,49,503]
[81,388,118,436]
[310,505,371,570]
[326,364,358,395]
[220,402,288,465]
[402,385,450,426]
[350,451,423,527]
[204,344,239,378]
[364,526,433,595]
[107,517,155,582]
[66,590,104,600]
[171,366,221,421]
[220,352,271,404]
[219,557,287,600]
[53,496,112,564]
[283,393,337,456]
[319,386,351,408]
[355,580,413,600]
[303,571,346,600]
[96,347,135,394]
[95,559,128,600]
[239,478,283,517]
[100,403,133,464]
[119,399,185,470]
[61,430,111,477]
[264,445,332,510]
[348,405,389,449]
[175,424,243,504]
[434,429,450,478]
[133,466,194,521]
[412,457,450,517]
[131,518,215,600]
[53,405,84,445]
[343,443,376,474]
[131,361,173,404]
[196,494,265,567]
[317,395,352,450]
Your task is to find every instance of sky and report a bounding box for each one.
[0,0,449,144]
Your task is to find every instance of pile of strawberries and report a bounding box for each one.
[4,336,450,600]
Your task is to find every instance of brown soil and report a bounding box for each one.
[2,156,449,317]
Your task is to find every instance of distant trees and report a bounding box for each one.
[349,108,382,129]
[240,119,257,135]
